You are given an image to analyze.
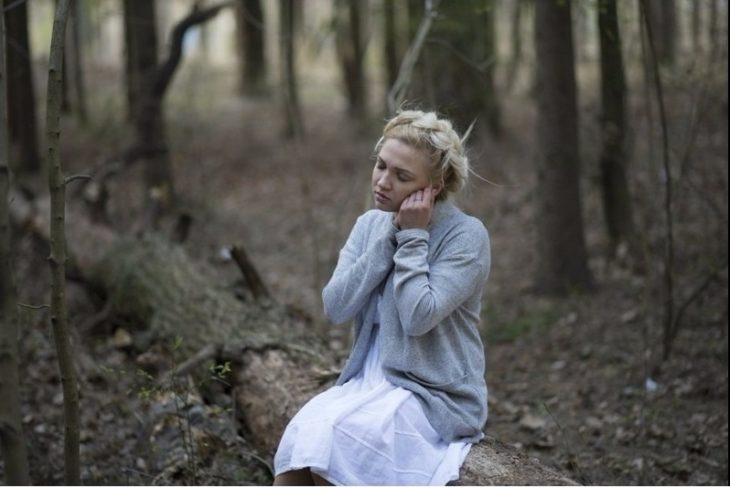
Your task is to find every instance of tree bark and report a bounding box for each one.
[336,0,367,119]
[645,0,676,67]
[3,0,40,174]
[236,0,267,97]
[0,3,31,482]
[280,0,304,138]
[123,0,159,122]
[46,0,80,483]
[69,0,88,123]
[597,0,636,257]
[383,0,399,91]
[534,0,593,294]
[504,0,524,92]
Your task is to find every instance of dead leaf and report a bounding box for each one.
[113,328,133,348]
[519,413,547,431]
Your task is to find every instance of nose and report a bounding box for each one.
[376,171,391,190]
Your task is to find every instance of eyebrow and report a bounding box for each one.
[377,156,415,178]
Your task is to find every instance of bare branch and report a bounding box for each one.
[230,244,271,301]
[16,303,49,311]
[639,0,676,362]
[64,174,91,185]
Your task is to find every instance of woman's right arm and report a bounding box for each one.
[322,213,398,324]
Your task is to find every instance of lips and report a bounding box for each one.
[374,191,389,203]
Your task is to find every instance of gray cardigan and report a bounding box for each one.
[322,200,491,443]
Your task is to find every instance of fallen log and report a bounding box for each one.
[91,236,577,485]
[12,196,577,484]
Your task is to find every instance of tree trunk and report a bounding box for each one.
[69,0,88,124]
[690,0,701,52]
[646,0,676,67]
[708,0,720,60]
[236,0,267,96]
[534,0,593,294]
[428,0,501,135]
[134,3,230,225]
[46,0,80,483]
[503,0,524,92]
[3,0,40,174]
[597,0,636,257]
[383,0,399,91]
[336,0,367,119]
[0,4,31,482]
[123,0,159,122]
[280,0,304,139]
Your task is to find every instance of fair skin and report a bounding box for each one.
[273,139,443,487]
[372,138,442,228]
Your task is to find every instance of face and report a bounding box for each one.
[372,138,435,212]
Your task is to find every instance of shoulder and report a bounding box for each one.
[437,206,491,267]
[355,208,393,229]
[440,205,489,246]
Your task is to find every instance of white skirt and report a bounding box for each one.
[273,323,473,485]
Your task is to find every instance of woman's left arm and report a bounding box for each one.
[392,222,490,336]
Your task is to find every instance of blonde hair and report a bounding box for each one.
[374,110,470,202]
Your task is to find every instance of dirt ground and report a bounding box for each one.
[6,61,728,485]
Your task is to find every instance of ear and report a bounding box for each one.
[431,183,443,198]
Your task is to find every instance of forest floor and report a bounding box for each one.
[6,62,729,485]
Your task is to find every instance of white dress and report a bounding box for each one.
[274,295,474,485]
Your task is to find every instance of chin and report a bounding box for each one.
[373,200,396,212]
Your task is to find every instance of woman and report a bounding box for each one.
[273,110,491,486]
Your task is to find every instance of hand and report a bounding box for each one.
[396,187,435,230]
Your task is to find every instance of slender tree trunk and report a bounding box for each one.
[534,0,593,294]
[0,4,31,483]
[236,0,267,96]
[69,0,88,123]
[646,0,676,67]
[383,0,399,90]
[280,0,304,138]
[123,0,159,122]
[708,0,719,59]
[336,0,367,119]
[598,0,635,257]
[690,0,701,52]
[504,0,524,91]
[3,0,40,174]
[46,0,80,483]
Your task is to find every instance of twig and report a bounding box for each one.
[16,303,49,311]
[237,437,275,477]
[79,300,113,333]
[230,244,271,301]
[639,0,675,362]
[542,403,592,485]
[669,266,724,345]
[159,344,219,386]
[64,174,91,185]
[120,466,155,481]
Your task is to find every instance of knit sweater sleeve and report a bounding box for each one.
[392,219,490,336]
[322,212,398,325]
